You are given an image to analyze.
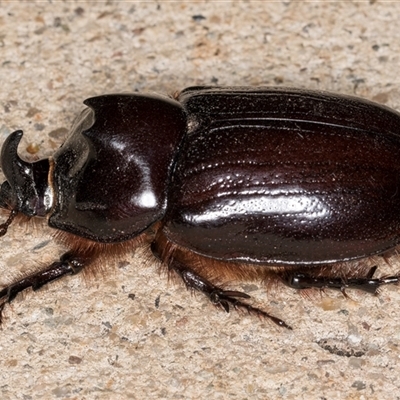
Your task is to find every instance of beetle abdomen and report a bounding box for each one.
[164,88,400,265]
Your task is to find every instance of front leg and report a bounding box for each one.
[0,252,88,321]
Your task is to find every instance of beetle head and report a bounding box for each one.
[0,130,52,219]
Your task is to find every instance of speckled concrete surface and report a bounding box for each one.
[1,1,400,399]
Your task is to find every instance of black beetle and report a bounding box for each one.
[1,86,400,329]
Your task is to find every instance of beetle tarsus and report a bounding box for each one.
[280,265,400,295]
[0,251,86,322]
[211,289,292,329]
[166,259,292,329]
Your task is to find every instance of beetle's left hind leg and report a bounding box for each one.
[151,235,292,329]
[277,265,400,295]
[0,251,88,320]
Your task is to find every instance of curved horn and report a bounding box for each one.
[0,130,34,187]
[0,130,41,215]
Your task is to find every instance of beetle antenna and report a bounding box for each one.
[0,209,17,237]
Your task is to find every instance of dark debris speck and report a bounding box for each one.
[32,239,51,251]
[155,295,160,308]
[192,14,206,21]
[34,123,45,131]
[351,380,366,391]
[74,7,84,16]
[68,355,82,365]
[102,321,112,329]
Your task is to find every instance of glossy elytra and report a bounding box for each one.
[1,86,400,329]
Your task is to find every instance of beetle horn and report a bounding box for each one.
[1,130,32,183]
[0,130,36,213]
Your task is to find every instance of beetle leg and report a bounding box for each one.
[0,251,87,321]
[279,265,399,295]
[178,264,291,329]
[151,241,292,329]
[0,209,18,237]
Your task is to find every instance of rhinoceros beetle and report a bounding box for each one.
[1,86,400,329]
